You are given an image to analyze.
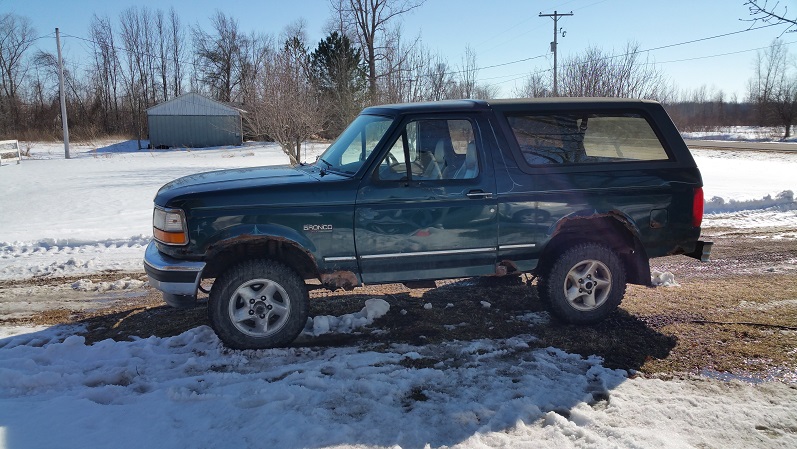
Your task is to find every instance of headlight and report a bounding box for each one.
[153,207,188,245]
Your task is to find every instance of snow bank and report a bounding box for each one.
[692,149,797,203]
[1,325,795,449]
[682,126,797,142]
[705,190,794,214]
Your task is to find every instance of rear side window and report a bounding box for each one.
[506,113,670,166]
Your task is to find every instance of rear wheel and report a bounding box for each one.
[209,259,308,349]
[538,243,626,324]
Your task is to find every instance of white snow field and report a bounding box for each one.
[0,139,796,449]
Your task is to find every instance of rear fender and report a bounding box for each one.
[541,211,651,286]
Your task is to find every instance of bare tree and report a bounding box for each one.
[155,10,170,101]
[423,53,456,101]
[459,45,478,99]
[192,11,249,102]
[558,42,668,100]
[169,7,185,97]
[0,13,36,132]
[247,24,322,164]
[330,0,425,102]
[119,7,155,148]
[748,39,797,138]
[514,72,552,98]
[239,31,273,108]
[378,26,414,103]
[746,1,796,33]
[516,42,668,101]
[473,83,499,99]
[89,15,122,131]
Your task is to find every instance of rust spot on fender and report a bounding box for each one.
[320,271,359,291]
[495,260,519,276]
[552,210,636,237]
[207,234,315,261]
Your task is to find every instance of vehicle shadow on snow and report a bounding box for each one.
[63,277,676,448]
[76,276,676,371]
[300,276,677,371]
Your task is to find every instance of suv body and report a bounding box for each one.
[144,98,711,349]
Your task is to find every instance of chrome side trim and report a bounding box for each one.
[499,243,537,250]
[324,256,357,262]
[360,247,495,260]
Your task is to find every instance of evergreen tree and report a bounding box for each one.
[310,32,366,138]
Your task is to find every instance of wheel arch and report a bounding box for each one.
[537,212,651,286]
[203,235,319,281]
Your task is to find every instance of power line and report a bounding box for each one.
[641,22,782,53]
[503,22,786,81]
[492,36,797,90]
[654,40,797,65]
[55,20,786,90]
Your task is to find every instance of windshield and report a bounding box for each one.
[317,114,395,175]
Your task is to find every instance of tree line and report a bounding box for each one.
[1,0,498,160]
[1,0,796,162]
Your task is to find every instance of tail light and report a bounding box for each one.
[692,187,704,228]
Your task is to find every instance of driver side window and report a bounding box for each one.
[377,118,479,181]
[377,136,410,181]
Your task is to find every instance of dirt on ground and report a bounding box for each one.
[2,232,796,382]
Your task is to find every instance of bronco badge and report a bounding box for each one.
[303,224,333,232]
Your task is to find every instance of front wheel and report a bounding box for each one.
[538,243,626,324]
[209,259,309,349]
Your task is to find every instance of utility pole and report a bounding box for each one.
[539,10,573,96]
[55,28,70,159]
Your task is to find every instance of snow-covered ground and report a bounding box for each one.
[1,140,794,280]
[681,125,797,143]
[0,138,796,448]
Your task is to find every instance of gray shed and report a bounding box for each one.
[147,92,244,148]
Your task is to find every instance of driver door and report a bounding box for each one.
[354,115,498,283]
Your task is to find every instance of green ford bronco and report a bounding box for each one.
[144,98,712,349]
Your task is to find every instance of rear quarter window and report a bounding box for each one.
[506,113,671,166]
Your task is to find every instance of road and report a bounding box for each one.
[685,139,797,152]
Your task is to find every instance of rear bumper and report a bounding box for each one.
[143,240,205,307]
[686,240,713,262]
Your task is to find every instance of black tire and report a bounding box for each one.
[538,243,626,324]
[209,259,309,349]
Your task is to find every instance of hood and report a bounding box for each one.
[161,165,306,191]
[154,164,356,209]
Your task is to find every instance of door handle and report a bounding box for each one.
[466,190,493,199]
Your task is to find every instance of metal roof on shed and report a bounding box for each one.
[147,92,243,116]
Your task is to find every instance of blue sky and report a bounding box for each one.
[4,0,794,99]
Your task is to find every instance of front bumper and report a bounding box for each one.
[143,240,206,308]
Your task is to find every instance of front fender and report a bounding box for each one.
[204,222,317,256]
